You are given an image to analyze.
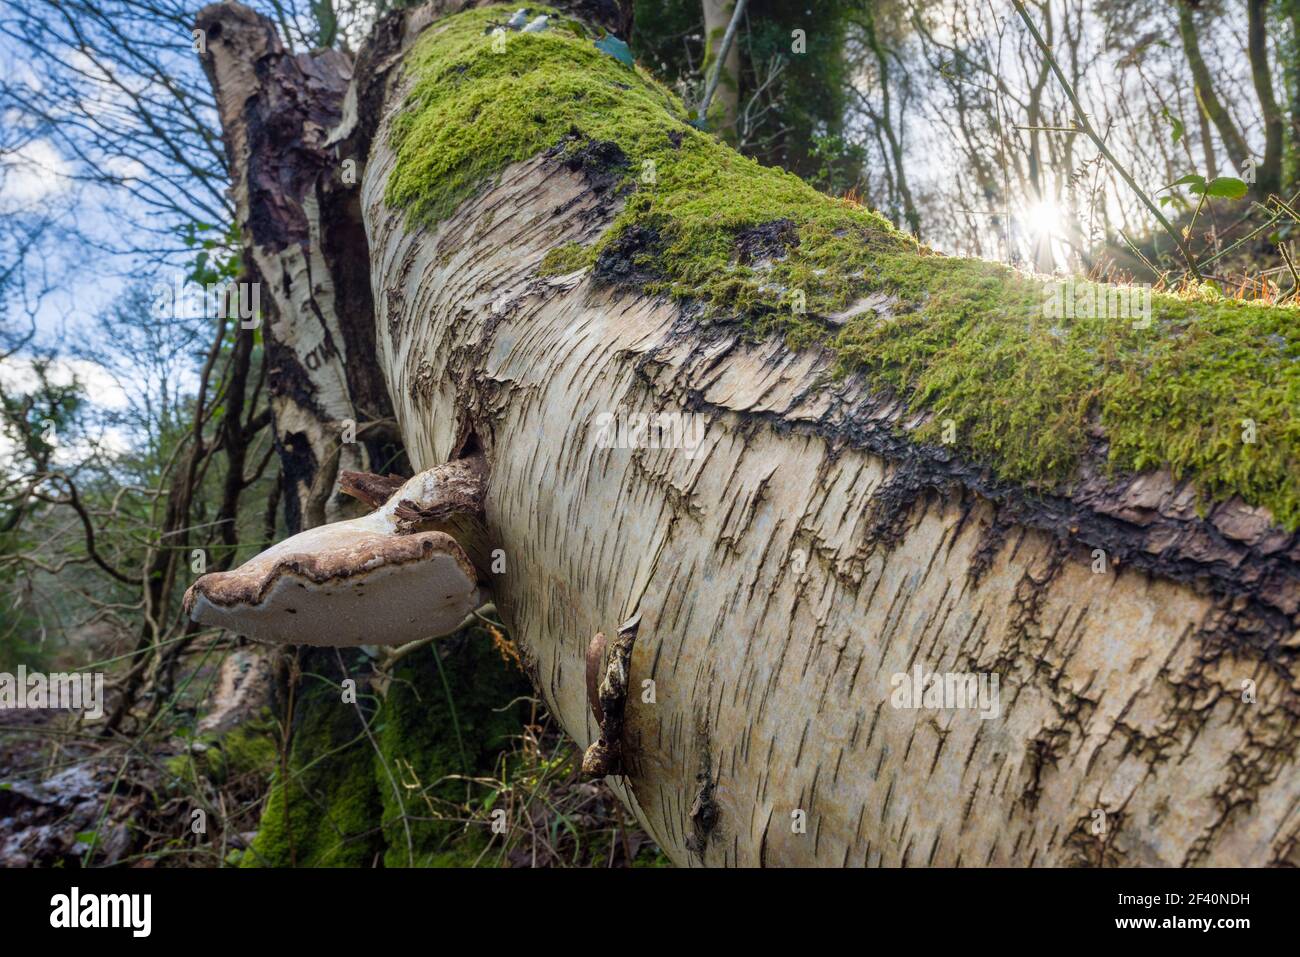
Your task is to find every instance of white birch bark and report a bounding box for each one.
[360,121,1300,867]
[198,0,1300,867]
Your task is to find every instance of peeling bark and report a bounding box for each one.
[196,1,401,530]
[207,1,1300,867]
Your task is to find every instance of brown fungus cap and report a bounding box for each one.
[184,525,481,647]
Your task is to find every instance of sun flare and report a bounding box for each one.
[1022,198,1064,238]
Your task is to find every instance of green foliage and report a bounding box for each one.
[179,221,242,287]
[0,359,85,670]
[1159,105,1185,145]
[0,356,82,474]
[1160,173,1249,201]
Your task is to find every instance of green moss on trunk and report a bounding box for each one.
[243,667,383,868]
[387,4,1300,528]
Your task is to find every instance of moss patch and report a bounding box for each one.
[243,633,530,868]
[834,257,1300,527]
[372,629,529,868]
[167,712,279,787]
[243,666,382,868]
[538,241,589,276]
[388,4,1300,528]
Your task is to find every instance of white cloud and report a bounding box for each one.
[102,155,147,182]
[0,356,128,410]
[0,139,71,209]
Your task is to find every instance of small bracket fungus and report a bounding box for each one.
[582,611,641,778]
[184,456,489,647]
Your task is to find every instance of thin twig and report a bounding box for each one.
[697,0,748,124]
[1011,0,1201,279]
[1278,242,1300,298]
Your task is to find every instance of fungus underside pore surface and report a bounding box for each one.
[387,4,1300,529]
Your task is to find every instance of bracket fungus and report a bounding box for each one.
[582,611,641,778]
[184,456,489,647]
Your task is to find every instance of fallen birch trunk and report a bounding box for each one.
[192,0,1300,867]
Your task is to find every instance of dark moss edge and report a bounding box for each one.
[632,325,1300,680]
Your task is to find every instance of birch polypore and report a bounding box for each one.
[185,457,487,645]
[352,3,1299,867]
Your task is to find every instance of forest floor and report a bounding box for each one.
[0,639,668,868]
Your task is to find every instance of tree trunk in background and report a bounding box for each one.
[1246,0,1283,196]
[1196,94,1220,183]
[194,1,411,857]
[1176,1,1250,181]
[702,0,740,138]
[861,4,921,240]
[205,1,1300,867]
[196,3,401,533]
[1024,3,1053,272]
[1288,0,1300,191]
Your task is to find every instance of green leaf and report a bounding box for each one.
[593,35,633,68]
[1161,106,1185,144]
[1203,176,1248,199]
[1160,173,1204,193]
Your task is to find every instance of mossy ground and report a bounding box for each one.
[165,711,279,787]
[388,4,1300,527]
[241,631,530,868]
